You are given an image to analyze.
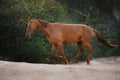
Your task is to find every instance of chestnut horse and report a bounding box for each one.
[25,19,118,64]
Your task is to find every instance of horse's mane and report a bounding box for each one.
[37,19,48,27]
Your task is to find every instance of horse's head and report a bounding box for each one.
[25,19,38,37]
[25,19,48,38]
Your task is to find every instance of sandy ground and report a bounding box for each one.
[0,57,120,80]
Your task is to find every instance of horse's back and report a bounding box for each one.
[59,23,95,43]
[48,23,95,44]
[50,23,82,43]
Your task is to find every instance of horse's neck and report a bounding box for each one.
[38,26,50,38]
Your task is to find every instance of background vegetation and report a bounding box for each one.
[0,0,120,64]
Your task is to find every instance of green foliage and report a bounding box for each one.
[0,0,119,63]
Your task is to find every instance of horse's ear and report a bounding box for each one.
[39,20,48,27]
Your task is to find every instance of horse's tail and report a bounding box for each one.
[93,29,118,48]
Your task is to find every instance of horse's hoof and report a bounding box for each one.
[87,59,90,65]
[71,59,77,63]
[66,63,70,65]
[65,62,69,65]
[87,63,90,65]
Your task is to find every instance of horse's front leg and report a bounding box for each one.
[57,42,69,64]
[51,44,69,64]
[51,44,63,59]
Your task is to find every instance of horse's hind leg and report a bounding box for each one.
[71,42,83,63]
[83,43,93,65]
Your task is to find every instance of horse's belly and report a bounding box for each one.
[63,37,80,44]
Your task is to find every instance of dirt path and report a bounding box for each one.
[0,57,120,80]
